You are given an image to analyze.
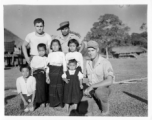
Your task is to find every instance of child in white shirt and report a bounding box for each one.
[16,65,36,112]
[46,39,66,109]
[30,43,48,107]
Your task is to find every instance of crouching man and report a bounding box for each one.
[83,40,114,116]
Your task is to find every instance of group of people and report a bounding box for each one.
[16,18,114,116]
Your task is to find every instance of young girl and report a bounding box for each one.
[30,43,47,107]
[62,59,83,112]
[46,39,66,108]
[65,39,84,88]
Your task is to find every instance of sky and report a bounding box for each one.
[4,5,147,41]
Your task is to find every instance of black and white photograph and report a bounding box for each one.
[2,0,151,118]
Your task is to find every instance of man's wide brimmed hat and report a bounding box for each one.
[57,21,70,31]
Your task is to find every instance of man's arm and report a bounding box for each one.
[22,41,30,64]
[91,76,113,88]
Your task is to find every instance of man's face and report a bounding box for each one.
[61,27,69,36]
[68,62,77,70]
[35,22,44,34]
[21,68,30,78]
[87,47,98,59]
[38,47,46,57]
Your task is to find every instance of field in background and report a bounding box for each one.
[4,54,147,116]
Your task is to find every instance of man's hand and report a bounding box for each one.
[63,78,70,84]
[84,86,93,96]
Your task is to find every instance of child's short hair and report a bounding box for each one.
[37,43,47,50]
[34,18,44,26]
[50,39,62,51]
[68,39,79,47]
[68,59,77,65]
[20,64,31,72]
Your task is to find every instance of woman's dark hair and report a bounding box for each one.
[34,18,44,26]
[20,64,31,72]
[68,59,77,65]
[68,39,79,52]
[37,43,47,50]
[50,39,62,52]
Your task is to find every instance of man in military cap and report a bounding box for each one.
[83,40,114,116]
[56,21,82,54]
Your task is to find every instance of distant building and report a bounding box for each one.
[111,46,147,58]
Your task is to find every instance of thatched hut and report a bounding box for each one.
[111,46,147,58]
[4,28,23,53]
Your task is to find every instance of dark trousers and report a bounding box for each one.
[83,84,111,113]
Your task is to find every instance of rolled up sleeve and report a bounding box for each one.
[25,34,30,43]
[103,61,114,79]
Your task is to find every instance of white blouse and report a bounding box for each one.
[47,51,66,72]
[65,52,83,72]
[30,56,47,69]
[16,76,36,96]
[62,70,83,80]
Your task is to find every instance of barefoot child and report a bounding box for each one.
[30,43,47,107]
[62,59,83,112]
[16,65,36,112]
[65,39,84,88]
[46,39,66,108]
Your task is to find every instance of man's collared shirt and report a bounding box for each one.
[56,33,80,54]
[85,55,114,85]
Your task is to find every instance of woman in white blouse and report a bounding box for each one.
[46,39,66,109]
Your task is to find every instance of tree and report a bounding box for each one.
[86,14,130,59]
[140,23,147,32]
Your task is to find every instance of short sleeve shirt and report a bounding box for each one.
[30,56,47,69]
[16,76,36,96]
[56,33,80,54]
[25,32,52,56]
[85,55,114,85]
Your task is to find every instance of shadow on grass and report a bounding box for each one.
[5,95,17,105]
[5,87,16,91]
[123,91,148,104]
[69,100,88,116]
[4,67,11,70]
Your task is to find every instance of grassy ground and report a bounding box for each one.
[4,54,147,116]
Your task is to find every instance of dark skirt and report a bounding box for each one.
[64,68,83,104]
[48,65,64,107]
[33,69,47,104]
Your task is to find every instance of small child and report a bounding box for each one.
[62,59,83,112]
[16,65,36,112]
[65,39,84,89]
[30,43,47,107]
[46,39,66,108]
